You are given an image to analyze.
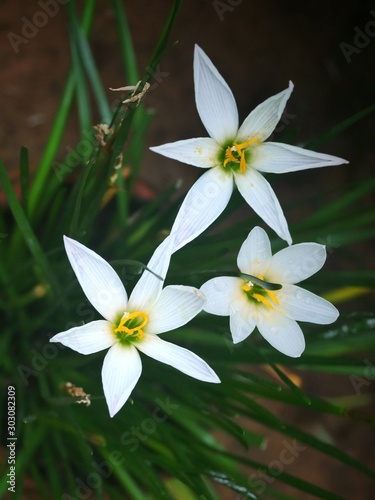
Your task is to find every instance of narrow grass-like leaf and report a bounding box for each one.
[66,1,111,123]
[27,0,97,218]
[204,447,343,500]
[19,146,29,211]
[305,103,375,150]
[70,35,92,133]
[0,160,61,298]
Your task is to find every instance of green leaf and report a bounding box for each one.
[0,159,62,299]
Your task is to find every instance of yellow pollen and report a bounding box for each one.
[252,293,274,309]
[114,311,148,340]
[223,137,260,172]
[266,289,280,305]
[242,274,280,309]
[241,283,253,292]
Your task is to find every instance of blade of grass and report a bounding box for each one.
[27,0,97,218]
[305,103,375,150]
[66,1,111,123]
[0,159,62,299]
[19,146,29,212]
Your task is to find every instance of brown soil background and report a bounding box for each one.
[1,0,375,499]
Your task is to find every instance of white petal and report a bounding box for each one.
[237,226,272,276]
[102,343,142,417]
[150,138,220,168]
[234,169,292,245]
[237,82,294,142]
[278,284,339,324]
[148,285,205,334]
[194,44,238,143]
[201,277,243,316]
[137,334,220,383]
[252,142,348,174]
[171,167,233,253]
[63,236,127,322]
[257,309,305,357]
[128,235,174,311]
[229,298,256,344]
[50,320,114,354]
[268,243,327,284]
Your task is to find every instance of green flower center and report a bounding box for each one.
[219,137,260,173]
[241,275,280,309]
[113,311,148,345]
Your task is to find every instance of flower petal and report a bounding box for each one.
[148,285,205,334]
[252,142,348,174]
[150,137,220,169]
[50,320,114,354]
[63,236,127,322]
[237,226,272,276]
[229,298,256,344]
[257,309,305,357]
[137,334,220,383]
[194,44,238,143]
[268,243,327,284]
[234,169,292,245]
[201,277,243,316]
[278,284,339,324]
[171,167,233,253]
[129,235,174,311]
[102,343,142,417]
[237,81,294,142]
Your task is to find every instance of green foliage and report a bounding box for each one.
[0,1,374,499]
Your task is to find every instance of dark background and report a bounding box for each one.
[1,1,374,498]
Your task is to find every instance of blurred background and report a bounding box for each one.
[1,0,374,498]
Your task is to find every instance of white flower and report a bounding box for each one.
[50,235,220,417]
[150,45,347,251]
[200,226,339,357]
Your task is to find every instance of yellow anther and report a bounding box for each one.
[223,138,260,172]
[114,311,148,340]
[240,153,247,173]
[252,293,274,309]
[224,146,238,167]
[265,289,280,305]
[241,283,253,292]
[242,274,280,309]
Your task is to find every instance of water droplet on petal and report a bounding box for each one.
[305,297,311,305]
[270,327,279,335]
[296,290,303,299]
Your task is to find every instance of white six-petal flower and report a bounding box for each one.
[50,235,220,417]
[150,45,348,251]
[200,226,339,357]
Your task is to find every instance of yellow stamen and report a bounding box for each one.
[252,293,274,309]
[265,289,280,305]
[241,274,280,309]
[256,274,280,305]
[223,138,260,172]
[241,283,253,292]
[114,311,148,340]
[223,146,237,167]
